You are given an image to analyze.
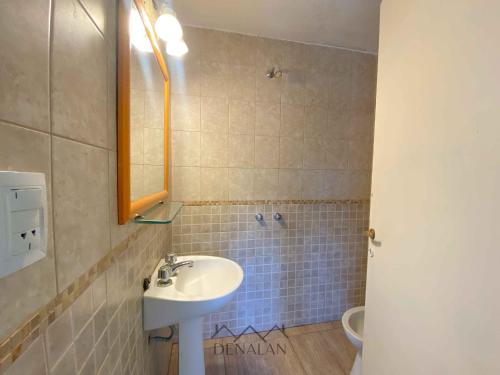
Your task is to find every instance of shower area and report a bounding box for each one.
[168,26,376,337]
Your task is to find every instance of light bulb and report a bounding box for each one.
[166,39,188,57]
[155,12,183,43]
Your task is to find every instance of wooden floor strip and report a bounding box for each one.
[167,321,355,375]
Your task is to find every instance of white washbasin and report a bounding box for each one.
[143,255,244,330]
[143,255,244,375]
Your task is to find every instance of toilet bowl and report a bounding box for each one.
[342,306,365,375]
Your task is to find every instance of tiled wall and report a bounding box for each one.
[5,225,172,375]
[167,27,376,337]
[0,0,171,374]
[172,201,369,337]
[168,27,377,201]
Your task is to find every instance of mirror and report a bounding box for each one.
[117,0,170,224]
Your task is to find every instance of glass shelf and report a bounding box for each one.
[133,201,182,224]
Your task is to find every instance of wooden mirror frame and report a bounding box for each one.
[117,0,170,224]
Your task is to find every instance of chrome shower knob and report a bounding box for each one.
[273,212,282,221]
[255,213,264,222]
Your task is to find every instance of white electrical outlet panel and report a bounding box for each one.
[0,171,48,278]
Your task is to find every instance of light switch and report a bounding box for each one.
[0,172,48,278]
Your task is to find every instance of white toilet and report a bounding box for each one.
[342,306,365,375]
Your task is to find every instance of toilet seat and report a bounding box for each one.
[341,306,365,375]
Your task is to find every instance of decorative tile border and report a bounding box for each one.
[0,226,150,373]
[182,199,370,206]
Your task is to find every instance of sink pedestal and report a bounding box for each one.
[179,317,205,375]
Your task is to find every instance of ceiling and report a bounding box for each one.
[169,0,381,53]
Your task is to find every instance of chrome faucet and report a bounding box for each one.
[171,260,194,272]
[157,254,194,286]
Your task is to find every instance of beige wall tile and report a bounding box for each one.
[172,131,200,166]
[327,140,349,169]
[304,106,328,139]
[200,29,231,63]
[301,170,326,200]
[0,122,56,341]
[305,71,330,107]
[228,134,255,168]
[329,70,352,113]
[45,309,74,368]
[92,273,107,309]
[254,169,278,200]
[4,336,47,375]
[71,287,93,337]
[200,168,228,200]
[169,27,376,202]
[106,38,117,150]
[52,0,107,148]
[327,109,351,140]
[50,345,77,375]
[330,48,354,76]
[201,97,229,133]
[255,37,285,67]
[283,41,312,70]
[279,137,303,169]
[130,163,144,202]
[93,323,108,370]
[348,140,373,169]
[351,53,378,113]
[172,167,200,201]
[255,102,280,136]
[201,132,228,167]
[144,92,165,129]
[143,165,165,196]
[229,100,255,135]
[0,0,49,131]
[229,65,256,101]
[280,104,305,138]
[309,45,335,73]
[200,61,230,98]
[348,110,375,140]
[130,127,143,164]
[325,170,371,199]
[79,0,107,35]
[79,351,96,375]
[278,169,302,200]
[171,95,200,131]
[143,128,164,165]
[130,89,144,128]
[169,60,201,95]
[74,320,95,370]
[227,33,257,65]
[303,138,329,169]
[282,69,305,105]
[52,136,110,291]
[255,136,279,168]
[228,169,254,200]
[256,73,281,104]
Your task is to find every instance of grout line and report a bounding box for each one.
[50,133,111,151]
[0,119,51,136]
[47,0,60,330]
[76,0,105,39]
